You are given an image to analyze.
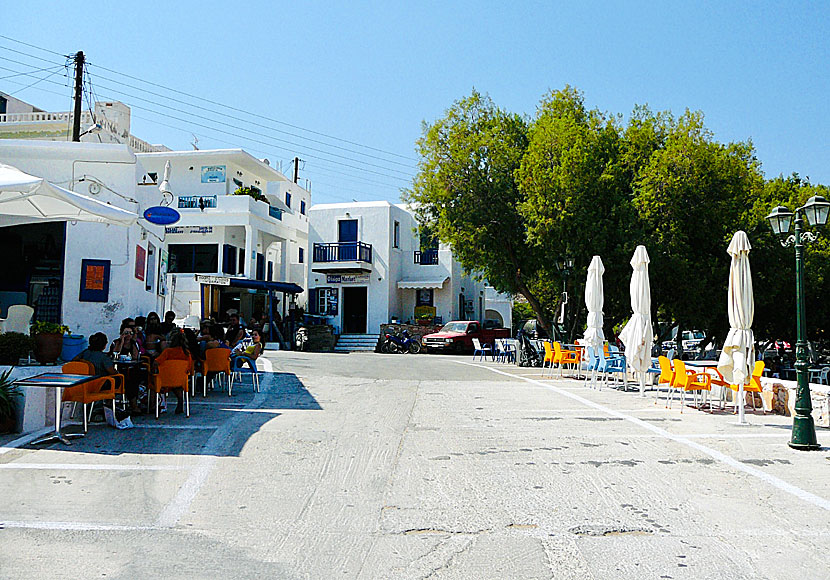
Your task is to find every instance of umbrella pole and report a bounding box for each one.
[737,384,747,424]
[640,372,645,396]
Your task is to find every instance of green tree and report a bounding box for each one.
[517,87,639,339]
[404,91,554,331]
[631,109,764,346]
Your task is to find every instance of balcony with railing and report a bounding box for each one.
[311,241,373,273]
[414,249,439,265]
[178,195,217,209]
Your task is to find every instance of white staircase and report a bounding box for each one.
[335,333,380,353]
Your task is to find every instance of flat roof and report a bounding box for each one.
[137,148,289,182]
[0,139,136,162]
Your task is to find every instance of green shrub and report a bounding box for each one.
[0,368,21,422]
[31,321,69,335]
[0,332,33,365]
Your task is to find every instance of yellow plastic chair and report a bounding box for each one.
[655,356,675,406]
[541,341,555,376]
[728,361,765,415]
[553,342,580,377]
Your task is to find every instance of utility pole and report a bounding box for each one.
[71,51,85,142]
[293,157,300,184]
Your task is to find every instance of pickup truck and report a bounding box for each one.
[422,321,510,354]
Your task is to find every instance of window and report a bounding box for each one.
[338,219,358,242]
[300,200,306,215]
[393,220,400,248]
[168,244,218,273]
[237,247,245,275]
[222,244,237,275]
[312,288,338,315]
[299,247,304,264]
[145,244,156,292]
[285,191,292,208]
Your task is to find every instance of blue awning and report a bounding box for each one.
[228,278,303,294]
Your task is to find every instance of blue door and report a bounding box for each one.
[338,219,358,260]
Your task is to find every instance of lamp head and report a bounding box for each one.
[766,205,794,236]
[801,195,830,227]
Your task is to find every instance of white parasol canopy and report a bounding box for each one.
[0,163,135,227]
[619,245,654,394]
[583,255,605,351]
[717,231,755,423]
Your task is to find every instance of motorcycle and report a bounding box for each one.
[381,329,422,354]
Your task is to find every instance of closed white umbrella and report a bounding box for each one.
[619,245,654,395]
[583,256,605,387]
[0,163,135,227]
[159,160,172,200]
[717,230,755,424]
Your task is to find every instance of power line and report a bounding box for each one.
[4,66,67,97]
[87,75,415,177]
[0,35,417,164]
[0,64,63,81]
[86,66,416,170]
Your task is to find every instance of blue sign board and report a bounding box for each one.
[143,206,181,225]
[201,165,226,183]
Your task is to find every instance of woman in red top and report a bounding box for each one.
[154,331,191,414]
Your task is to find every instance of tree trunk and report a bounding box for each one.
[516,282,551,336]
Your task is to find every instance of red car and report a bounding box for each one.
[422,321,510,354]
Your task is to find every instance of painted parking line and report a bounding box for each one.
[0,463,187,471]
[457,361,830,512]
[130,424,217,430]
[0,520,155,531]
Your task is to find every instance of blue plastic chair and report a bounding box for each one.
[596,347,627,388]
[231,356,260,394]
[472,338,493,361]
[583,345,601,388]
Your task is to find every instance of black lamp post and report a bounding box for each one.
[766,195,830,450]
[555,256,575,344]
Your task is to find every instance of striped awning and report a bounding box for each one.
[397,277,448,289]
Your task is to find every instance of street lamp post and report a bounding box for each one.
[556,257,575,344]
[766,195,830,450]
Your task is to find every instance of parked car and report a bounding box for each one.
[422,321,510,354]
[661,329,706,352]
[516,319,550,340]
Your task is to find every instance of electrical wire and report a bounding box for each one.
[0,64,63,81]
[6,66,67,97]
[0,34,418,163]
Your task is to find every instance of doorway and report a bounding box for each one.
[342,286,367,334]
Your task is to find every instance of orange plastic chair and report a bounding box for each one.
[61,362,117,432]
[672,360,712,413]
[203,348,233,396]
[553,342,580,377]
[148,359,191,418]
[728,361,765,415]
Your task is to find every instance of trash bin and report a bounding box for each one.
[61,334,86,361]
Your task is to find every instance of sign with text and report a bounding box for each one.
[326,274,370,284]
[165,226,213,234]
[195,275,231,286]
[79,259,110,302]
[201,165,226,183]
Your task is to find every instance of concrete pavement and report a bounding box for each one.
[1,351,829,579]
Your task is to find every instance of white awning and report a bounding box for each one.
[0,163,136,227]
[397,277,448,289]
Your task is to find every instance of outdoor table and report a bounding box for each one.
[13,372,102,445]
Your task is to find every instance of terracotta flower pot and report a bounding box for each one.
[34,333,64,364]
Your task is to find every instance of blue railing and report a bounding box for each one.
[268,206,283,220]
[414,250,439,265]
[313,242,372,263]
[177,195,217,209]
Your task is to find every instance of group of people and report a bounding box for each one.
[71,310,265,416]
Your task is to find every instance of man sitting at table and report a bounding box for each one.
[74,332,118,377]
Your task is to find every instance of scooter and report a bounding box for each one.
[381,329,421,354]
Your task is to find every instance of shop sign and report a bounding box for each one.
[326,274,369,284]
[143,205,180,225]
[195,275,231,286]
[201,165,226,183]
[165,225,213,234]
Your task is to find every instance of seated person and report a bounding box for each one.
[159,310,177,335]
[75,333,141,412]
[143,323,167,357]
[231,329,264,370]
[225,312,246,347]
[153,331,191,415]
[133,316,147,353]
[109,324,140,360]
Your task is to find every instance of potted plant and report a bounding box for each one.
[31,322,69,364]
[0,332,34,365]
[0,368,21,433]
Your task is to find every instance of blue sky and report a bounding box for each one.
[1,1,827,204]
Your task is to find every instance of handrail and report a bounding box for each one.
[313,241,372,263]
[177,195,217,209]
[414,250,439,265]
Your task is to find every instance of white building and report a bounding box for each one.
[0,139,164,340]
[136,149,310,322]
[307,201,490,335]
